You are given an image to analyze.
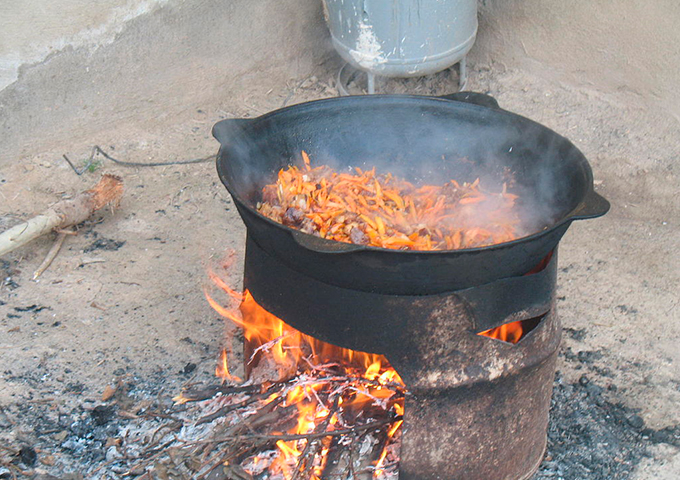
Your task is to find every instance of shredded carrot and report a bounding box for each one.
[301,150,311,171]
[257,152,524,250]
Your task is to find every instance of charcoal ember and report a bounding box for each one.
[83,238,126,253]
[645,425,680,445]
[91,405,116,426]
[282,207,305,227]
[350,227,369,245]
[626,414,645,430]
[18,445,37,466]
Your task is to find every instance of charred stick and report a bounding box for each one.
[142,437,180,459]
[220,403,300,467]
[246,402,297,432]
[174,383,262,404]
[196,396,261,426]
[195,382,285,426]
[197,396,287,469]
[353,426,390,480]
[196,398,288,479]
[207,463,254,480]
[318,434,351,479]
[292,395,340,480]
[196,445,233,480]
[206,415,400,444]
[124,439,177,476]
[346,435,358,480]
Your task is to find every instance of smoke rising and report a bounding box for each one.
[214,96,590,244]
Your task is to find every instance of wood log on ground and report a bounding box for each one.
[0,174,123,257]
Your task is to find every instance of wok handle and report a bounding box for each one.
[291,231,366,254]
[570,190,611,220]
[212,118,255,145]
[436,91,501,110]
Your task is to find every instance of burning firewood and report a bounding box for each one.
[155,281,406,480]
[170,379,402,480]
[0,174,124,258]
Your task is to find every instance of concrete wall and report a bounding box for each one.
[0,0,329,163]
[1,0,678,164]
[0,0,170,91]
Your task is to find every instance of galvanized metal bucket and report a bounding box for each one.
[323,0,478,78]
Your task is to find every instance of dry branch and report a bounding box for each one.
[202,416,398,445]
[292,395,340,480]
[0,174,123,257]
[32,229,70,279]
[174,384,263,404]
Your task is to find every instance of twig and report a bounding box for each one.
[292,395,340,480]
[32,229,70,279]
[148,420,184,447]
[206,403,298,472]
[195,445,233,480]
[197,416,399,444]
[123,438,177,476]
[249,332,294,364]
[196,393,267,426]
[174,383,262,404]
[0,444,18,455]
[195,397,287,480]
[62,146,215,175]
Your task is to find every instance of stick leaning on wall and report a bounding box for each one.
[0,174,124,258]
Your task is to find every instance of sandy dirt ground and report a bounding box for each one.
[1,57,679,478]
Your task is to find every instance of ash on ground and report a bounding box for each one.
[534,347,680,479]
[1,348,678,479]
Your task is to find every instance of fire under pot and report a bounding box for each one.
[213,92,609,479]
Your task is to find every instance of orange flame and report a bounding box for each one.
[207,281,404,479]
[478,320,525,344]
[215,348,242,383]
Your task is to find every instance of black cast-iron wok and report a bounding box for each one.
[213,92,609,295]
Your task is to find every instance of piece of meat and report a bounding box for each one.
[350,226,369,245]
[282,207,305,227]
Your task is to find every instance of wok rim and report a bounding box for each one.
[216,94,607,256]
